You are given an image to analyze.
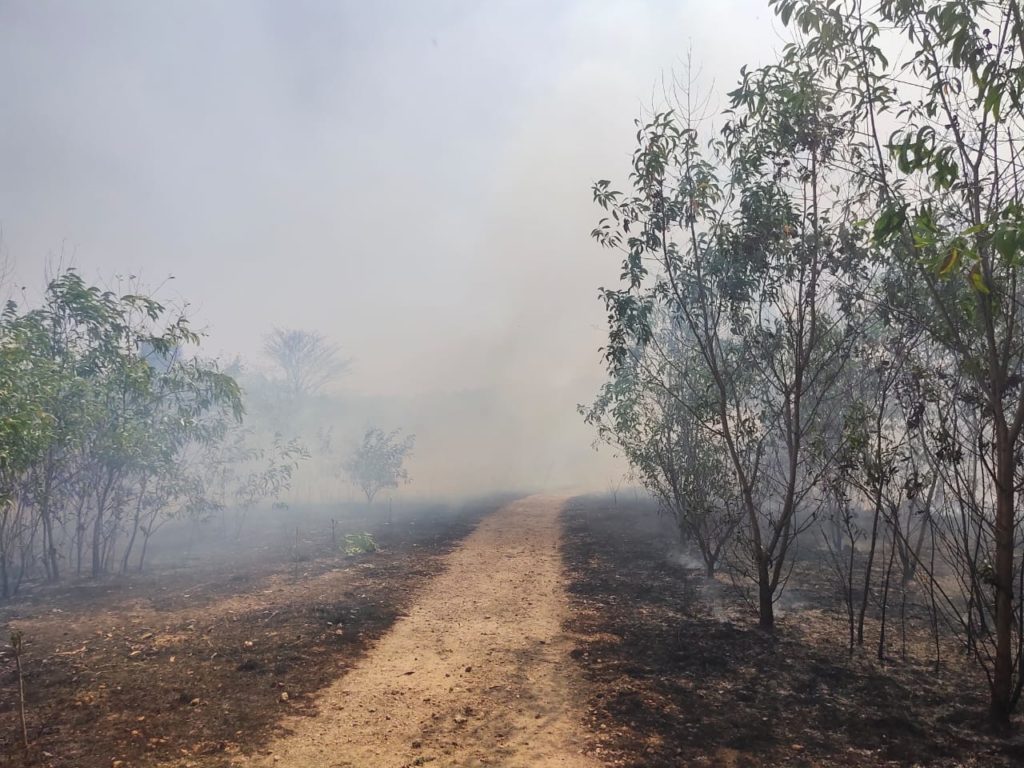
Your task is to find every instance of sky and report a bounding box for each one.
[0,0,781,495]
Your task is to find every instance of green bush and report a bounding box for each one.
[342,532,378,556]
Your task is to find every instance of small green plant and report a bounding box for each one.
[342,532,378,556]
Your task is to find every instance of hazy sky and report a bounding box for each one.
[0,0,780,493]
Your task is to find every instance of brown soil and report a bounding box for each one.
[0,499,504,768]
[252,494,597,768]
[561,495,1024,768]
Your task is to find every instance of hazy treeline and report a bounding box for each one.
[0,270,245,592]
[0,270,415,598]
[585,0,1024,725]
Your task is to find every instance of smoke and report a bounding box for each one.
[0,1,778,498]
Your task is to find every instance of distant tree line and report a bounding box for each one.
[585,0,1024,725]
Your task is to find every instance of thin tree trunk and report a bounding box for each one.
[878,531,897,662]
[40,462,60,582]
[12,632,29,750]
[858,484,884,645]
[990,427,1015,726]
[92,477,114,578]
[121,478,148,574]
[758,554,774,628]
[0,542,9,599]
[137,530,152,573]
[929,524,941,672]
[847,527,857,654]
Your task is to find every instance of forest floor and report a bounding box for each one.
[4,494,1024,767]
[562,494,1024,767]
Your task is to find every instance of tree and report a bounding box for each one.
[0,303,57,596]
[343,428,414,504]
[581,311,740,578]
[262,328,349,399]
[204,429,309,540]
[589,0,1024,726]
[771,0,1024,726]
[0,270,244,591]
[591,61,868,627]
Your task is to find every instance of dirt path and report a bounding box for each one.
[251,495,597,768]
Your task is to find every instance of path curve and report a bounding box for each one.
[252,495,597,768]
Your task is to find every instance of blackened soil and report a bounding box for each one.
[561,496,1023,767]
[0,497,512,768]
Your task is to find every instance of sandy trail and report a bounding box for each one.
[252,495,597,768]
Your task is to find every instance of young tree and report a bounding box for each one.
[197,425,309,541]
[0,270,244,589]
[591,61,868,627]
[0,305,57,596]
[343,428,415,504]
[771,0,1024,725]
[582,313,740,578]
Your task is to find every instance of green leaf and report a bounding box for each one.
[984,86,1002,121]
[993,228,1018,262]
[780,1,794,26]
[873,205,906,244]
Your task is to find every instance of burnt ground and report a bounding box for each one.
[0,496,513,768]
[561,495,1024,768]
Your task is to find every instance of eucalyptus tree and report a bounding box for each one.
[771,0,1024,725]
[581,313,740,578]
[52,283,243,576]
[592,60,870,626]
[831,333,919,647]
[0,270,245,588]
[229,433,309,538]
[19,272,123,581]
[0,304,57,596]
[117,352,245,572]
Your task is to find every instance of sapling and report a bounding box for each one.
[10,630,28,751]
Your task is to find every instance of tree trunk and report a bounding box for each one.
[121,479,148,575]
[92,478,111,578]
[122,518,140,575]
[858,492,883,645]
[846,528,857,654]
[758,554,774,628]
[990,427,1015,726]
[0,542,8,599]
[75,492,88,577]
[41,464,60,582]
[137,530,152,573]
[878,531,897,661]
[91,507,104,578]
[43,509,59,582]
